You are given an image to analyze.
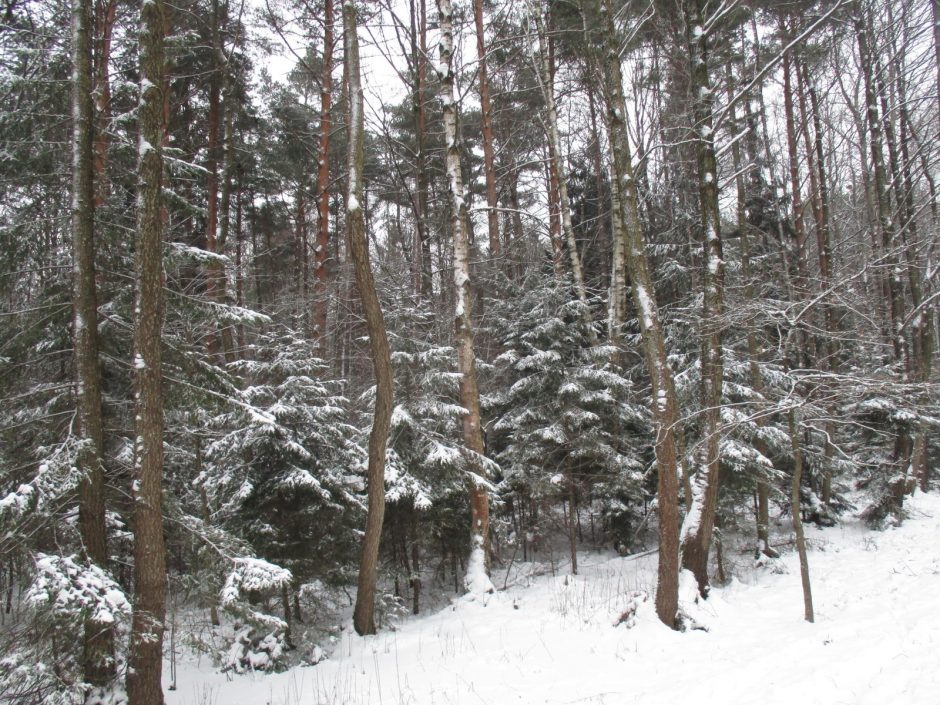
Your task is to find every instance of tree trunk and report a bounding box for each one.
[346,0,394,637]
[589,0,679,628]
[92,0,117,206]
[679,0,725,598]
[72,0,114,689]
[788,407,814,623]
[126,0,168,700]
[726,58,772,551]
[314,0,334,345]
[436,0,492,594]
[534,7,595,341]
[473,0,500,260]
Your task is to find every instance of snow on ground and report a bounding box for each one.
[166,491,940,705]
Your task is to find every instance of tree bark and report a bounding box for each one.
[788,407,814,623]
[346,0,394,637]
[92,0,116,206]
[314,0,334,345]
[589,0,679,628]
[72,0,114,688]
[437,0,492,593]
[534,7,595,341]
[473,0,500,260]
[126,0,168,700]
[679,0,725,598]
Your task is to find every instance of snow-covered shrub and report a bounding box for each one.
[217,557,293,673]
[0,554,130,705]
[222,626,289,673]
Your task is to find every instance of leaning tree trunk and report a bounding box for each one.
[436,0,492,593]
[589,0,680,628]
[345,0,394,637]
[72,0,114,689]
[126,0,168,701]
[679,0,725,598]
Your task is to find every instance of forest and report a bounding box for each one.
[0,0,937,703]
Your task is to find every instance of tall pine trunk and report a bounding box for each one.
[314,0,334,344]
[126,0,168,700]
[72,0,114,688]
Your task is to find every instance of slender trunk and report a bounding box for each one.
[437,0,492,593]
[545,150,565,276]
[534,8,595,340]
[855,2,907,368]
[727,58,772,550]
[346,0,394,637]
[92,0,116,206]
[567,481,578,575]
[590,0,679,628]
[473,0,500,260]
[314,0,334,344]
[126,0,168,700]
[204,0,223,359]
[73,0,114,687]
[780,25,814,368]
[788,407,814,623]
[679,0,725,598]
[409,0,433,297]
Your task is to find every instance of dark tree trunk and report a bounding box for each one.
[314,0,334,345]
[72,0,114,688]
[346,0,394,637]
[126,0,168,701]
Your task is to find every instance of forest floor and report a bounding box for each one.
[165,491,940,705]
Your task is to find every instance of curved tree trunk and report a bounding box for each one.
[346,0,394,637]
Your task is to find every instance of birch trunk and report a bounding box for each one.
[436,0,492,593]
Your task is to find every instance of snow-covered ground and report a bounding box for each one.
[166,492,940,705]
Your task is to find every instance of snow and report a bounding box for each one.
[165,492,940,705]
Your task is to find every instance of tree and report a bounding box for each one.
[126,0,168,700]
[583,0,681,627]
[345,0,395,637]
[436,0,493,594]
[70,0,114,689]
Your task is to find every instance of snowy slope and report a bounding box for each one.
[165,491,940,705]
